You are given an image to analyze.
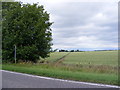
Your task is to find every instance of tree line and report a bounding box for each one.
[59,49,84,52]
[51,49,84,52]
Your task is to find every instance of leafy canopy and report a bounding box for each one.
[2,2,53,63]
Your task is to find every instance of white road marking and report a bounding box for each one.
[1,70,120,88]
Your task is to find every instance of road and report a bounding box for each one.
[2,70,119,88]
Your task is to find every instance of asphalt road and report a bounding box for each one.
[2,70,119,88]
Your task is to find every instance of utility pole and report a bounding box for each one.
[14,45,16,64]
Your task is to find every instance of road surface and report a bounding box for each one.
[2,70,119,88]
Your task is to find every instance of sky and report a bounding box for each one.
[16,0,118,51]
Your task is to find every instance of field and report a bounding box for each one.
[63,51,118,66]
[42,52,69,62]
[44,50,118,74]
[44,50,118,66]
[3,50,119,85]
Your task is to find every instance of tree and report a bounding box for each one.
[70,50,74,52]
[75,50,79,52]
[2,2,53,63]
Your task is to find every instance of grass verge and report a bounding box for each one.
[2,63,118,85]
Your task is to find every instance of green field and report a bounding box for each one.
[42,52,68,62]
[44,51,118,66]
[3,50,119,85]
[63,51,118,66]
[43,50,118,74]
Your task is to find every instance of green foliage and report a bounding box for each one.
[2,2,53,63]
[0,0,15,2]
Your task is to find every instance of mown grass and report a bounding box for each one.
[2,63,118,85]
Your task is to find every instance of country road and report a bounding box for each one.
[2,70,120,88]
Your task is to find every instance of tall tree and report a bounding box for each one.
[2,2,53,63]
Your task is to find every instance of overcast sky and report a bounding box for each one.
[16,0,118,51]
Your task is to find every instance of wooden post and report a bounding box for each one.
[14,45,16,64]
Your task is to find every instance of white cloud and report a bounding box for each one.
[16,0,119,3]
[52,35,118,50]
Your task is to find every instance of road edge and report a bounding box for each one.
[1,70,120,88]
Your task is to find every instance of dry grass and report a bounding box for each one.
[41,62,118,75]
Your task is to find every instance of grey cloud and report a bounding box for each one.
[50,2,116,28]
[49,2,118,50]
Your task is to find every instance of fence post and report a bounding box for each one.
[14,45,16,64]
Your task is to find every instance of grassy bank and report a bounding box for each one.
[2,51,119,85]
[2,63,118,85]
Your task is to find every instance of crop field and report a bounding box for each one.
[63,51,118,66]
[45,50,118,66]
[42,52,68,62]
[42,50,118,75]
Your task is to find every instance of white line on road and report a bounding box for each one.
[1,70,120,88]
